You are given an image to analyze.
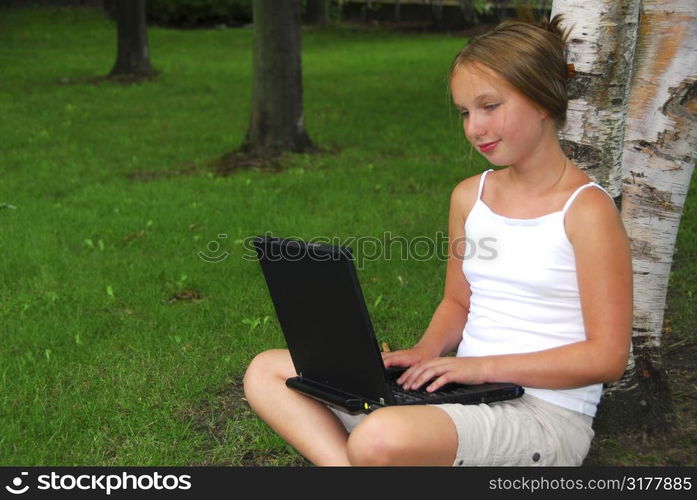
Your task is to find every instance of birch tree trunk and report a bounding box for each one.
[551,0,640,200]
[552,0,697,434]
[550,0,645,433]
[617,0,697,429]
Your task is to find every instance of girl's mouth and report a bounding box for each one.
[478,140,500,153]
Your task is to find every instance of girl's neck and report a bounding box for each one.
[502,139,569,195]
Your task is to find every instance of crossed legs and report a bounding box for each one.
[242,349,459,466]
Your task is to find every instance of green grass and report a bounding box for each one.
[665,175,697,342]
[0,7,695,466]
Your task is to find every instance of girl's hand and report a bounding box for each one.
[395,356,491,392]
[381,345,439,370]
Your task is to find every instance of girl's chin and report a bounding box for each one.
[478,154,509,167]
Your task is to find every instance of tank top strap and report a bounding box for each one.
[477,169,494,200]
[561,182,611,215]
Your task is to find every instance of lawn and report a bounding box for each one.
[0,7,694,466]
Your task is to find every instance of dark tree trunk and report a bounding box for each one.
[242,0,314,157]
[108,0,155,79]
[430,1,444,29]
[458,0,478,25]
[304,0,329,26]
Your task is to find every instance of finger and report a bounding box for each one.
[383,356,401,369]
[426,372,454,393]
[395,362,417,384]
[406,360,454,390]
[383,352,410,368]
[382,350,404,363]
[396,360,428,385]
[402,361,443,390]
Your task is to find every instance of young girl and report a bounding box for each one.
[243,16,633,466]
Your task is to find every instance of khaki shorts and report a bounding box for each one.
[330,394,594,466]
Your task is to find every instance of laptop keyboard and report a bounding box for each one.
[387,372,471,403]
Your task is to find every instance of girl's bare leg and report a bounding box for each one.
[244,349,459,466]
[346,405,459,466]
[243,349,351,466]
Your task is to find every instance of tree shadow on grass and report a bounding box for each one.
[212,144,340,177]
[124,145,342,183]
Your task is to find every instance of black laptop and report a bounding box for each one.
[252,235,523,414]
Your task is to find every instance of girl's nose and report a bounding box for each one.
[464,113,485,141]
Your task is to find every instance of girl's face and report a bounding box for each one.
[450,63,551,167]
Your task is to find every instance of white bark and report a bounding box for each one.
[620,0,697,351]
[551,0,642,402]
[551,0,641,197]
[551,1,696,425]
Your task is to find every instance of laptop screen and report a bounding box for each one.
[253,236,391,400]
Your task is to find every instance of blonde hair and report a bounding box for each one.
[450,15,571,128]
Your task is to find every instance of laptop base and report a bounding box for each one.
[287,375,524,415]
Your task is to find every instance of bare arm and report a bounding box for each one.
[399,186,633,392]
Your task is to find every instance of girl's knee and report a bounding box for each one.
[242,349,291,396]
[346,409,408,466]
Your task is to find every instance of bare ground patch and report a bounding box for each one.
[178,377,309,466]
[585,339,697,466]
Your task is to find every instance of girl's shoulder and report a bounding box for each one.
[564,179,623,246]
[561,164,614,212]
[450,170,488,218]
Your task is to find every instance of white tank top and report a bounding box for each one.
[456,169,609,417]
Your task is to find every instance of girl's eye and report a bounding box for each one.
[485,103,500,111]
[459,110,469,118]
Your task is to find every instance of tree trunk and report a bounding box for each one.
[458,1,477,25]
[305,0,330,26]
[614,0,697,430]
[430,0,444,29]
[552,0,640,200]
[551,0,647,433]
[108,0,154,79]
[552,0,697,434]
[242,0,314,157]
